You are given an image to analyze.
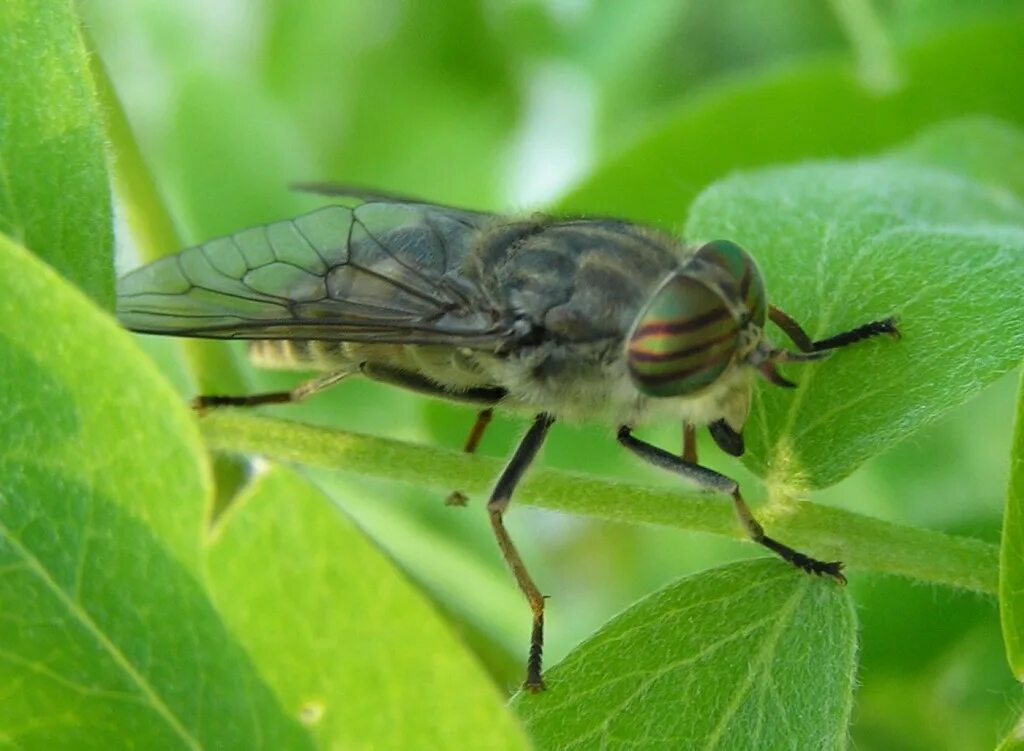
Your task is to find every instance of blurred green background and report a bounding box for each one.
[85,1,1024,748]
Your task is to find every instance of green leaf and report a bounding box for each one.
[204,465,532,751]
[0,0,112,306]
[888,116,1024,200]
[559,16,1024,225]
[513,559,857,750]
[685,126,1024,489]
[1001,368,1024,680]
[0,236,310,748]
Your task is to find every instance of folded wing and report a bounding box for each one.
[117,202,514,347]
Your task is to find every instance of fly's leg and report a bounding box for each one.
[447,408,495,506]
[359,365,508,506]
[708,419,744,456]
[768,305,899,353]
[193,369,353,412]
[361,365,506,506]
[682,423,698,463]
[463,408,495,454]
[361,363,506,405]
[489,413,556,692]
[617,426,845,583]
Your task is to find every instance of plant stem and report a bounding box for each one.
[87,39,249,515]
[828,0,902,93]
[200,411,998,595]
[1000,367,1024,679]
[88,47,249,398]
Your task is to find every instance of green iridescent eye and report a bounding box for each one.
[693,240,767,327]
[627,273,740,397]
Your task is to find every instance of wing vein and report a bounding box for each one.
[352,210,448,296]
[118,202,514,349]
[290,219,331,268]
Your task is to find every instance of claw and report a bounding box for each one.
[797,555,846,584]
[523,679,546,694]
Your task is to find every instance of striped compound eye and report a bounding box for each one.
[692,240,767,328]
[626,273,741,397]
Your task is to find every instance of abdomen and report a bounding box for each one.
[248,338,503,392]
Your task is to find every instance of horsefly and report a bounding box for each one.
[117,187,898,691]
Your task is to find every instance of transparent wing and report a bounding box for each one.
[117,202,513,347]
[291,182,437,205]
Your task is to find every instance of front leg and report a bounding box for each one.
[617,426,845,582]
[769,305,898,353]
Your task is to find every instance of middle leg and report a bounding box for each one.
[682,422,697,464]
[447,408,495,506]
[488,413,556,691]
[360,363,507,506]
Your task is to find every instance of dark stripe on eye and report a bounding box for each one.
[628,351,732,385]
[632,306,730,338]
[739,266,752,299]
[628,328,736,362]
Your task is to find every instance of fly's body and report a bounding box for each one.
[120,204,757,427]
[118,192,898,691]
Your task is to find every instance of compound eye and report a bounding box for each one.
[693,240,767,328]
[627,273,740,397]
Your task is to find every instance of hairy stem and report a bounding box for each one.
[200,411,997,595]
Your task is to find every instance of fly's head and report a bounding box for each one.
[625,240,806,401]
